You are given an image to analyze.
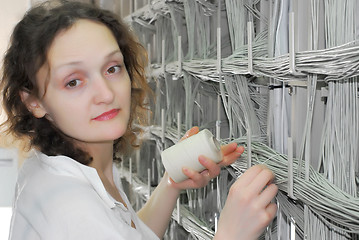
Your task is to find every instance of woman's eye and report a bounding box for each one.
[106,65,121,75]
[66,79,81,88]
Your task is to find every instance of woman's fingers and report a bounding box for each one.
[180,167,208,188]
[266,202,278,219]
[174,156,222,189]
[180,126,199,141]
[214,165,278,240]
[257,183,278,208]
[220,148,244,166]
[247,167,275,196]
[198,156,221,178]
[233,165,267,190]
[181,130,245,169]
[182,167,202,182]
[220,142,238,155]
[172,129,249,191]
[184,156,220,182]
[219,143,244,166]
[220,143,245,156]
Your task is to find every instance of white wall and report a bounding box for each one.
[0,1,29,237]
[0,0,29,65]
[0,148,18,207]
[0,148,17,239]
[0,0,29,123]
[0,0,29,201]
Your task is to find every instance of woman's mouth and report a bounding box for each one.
[92,109,120,121]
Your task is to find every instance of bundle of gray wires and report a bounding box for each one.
[231,140,359,234]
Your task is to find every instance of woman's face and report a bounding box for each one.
[32,19,131,144]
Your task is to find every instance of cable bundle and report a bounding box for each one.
[231,141,359,235]
[124,0,359,239]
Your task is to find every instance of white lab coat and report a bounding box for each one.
[9,151,159,240]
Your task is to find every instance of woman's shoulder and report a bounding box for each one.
[10,152,147,240]
[15,151,104,211]
[12,152,112,234]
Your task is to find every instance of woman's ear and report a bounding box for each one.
[19,91,47,118]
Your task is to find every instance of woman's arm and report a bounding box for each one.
[136,172,180,238]
[138,163,277,240]
[137,127,244,238]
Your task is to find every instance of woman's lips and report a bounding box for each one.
[92,109,120,121]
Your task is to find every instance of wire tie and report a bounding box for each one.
[287,137,298,200]
[247,22,254,76]
[161,39,165,74]
[289,12,302,76]
[174,35,182,80]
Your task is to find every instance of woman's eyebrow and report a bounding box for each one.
[106,49,124,60]
[51,49,124,73]
[54,60,82,69]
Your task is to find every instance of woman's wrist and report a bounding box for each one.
[161,172,181,196]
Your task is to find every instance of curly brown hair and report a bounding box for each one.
[0,0,151,165]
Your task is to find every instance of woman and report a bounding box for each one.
[1,1,278,239]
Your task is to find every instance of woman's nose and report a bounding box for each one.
[92,75,115,104]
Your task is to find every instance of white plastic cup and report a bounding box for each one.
[161,129,222,183]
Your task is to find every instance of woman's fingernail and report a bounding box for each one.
[198,156,207,163]
[186,127,195,135]
[237,146,245,152]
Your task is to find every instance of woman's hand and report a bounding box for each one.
[214,165,278,240]
[167,126,245,190]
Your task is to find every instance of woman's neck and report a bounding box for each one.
[81,141,115,184]
[83,141,130,213]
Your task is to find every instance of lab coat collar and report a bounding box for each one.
[35,151,117,209]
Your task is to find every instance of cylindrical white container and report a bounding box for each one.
[161,129,222,183]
